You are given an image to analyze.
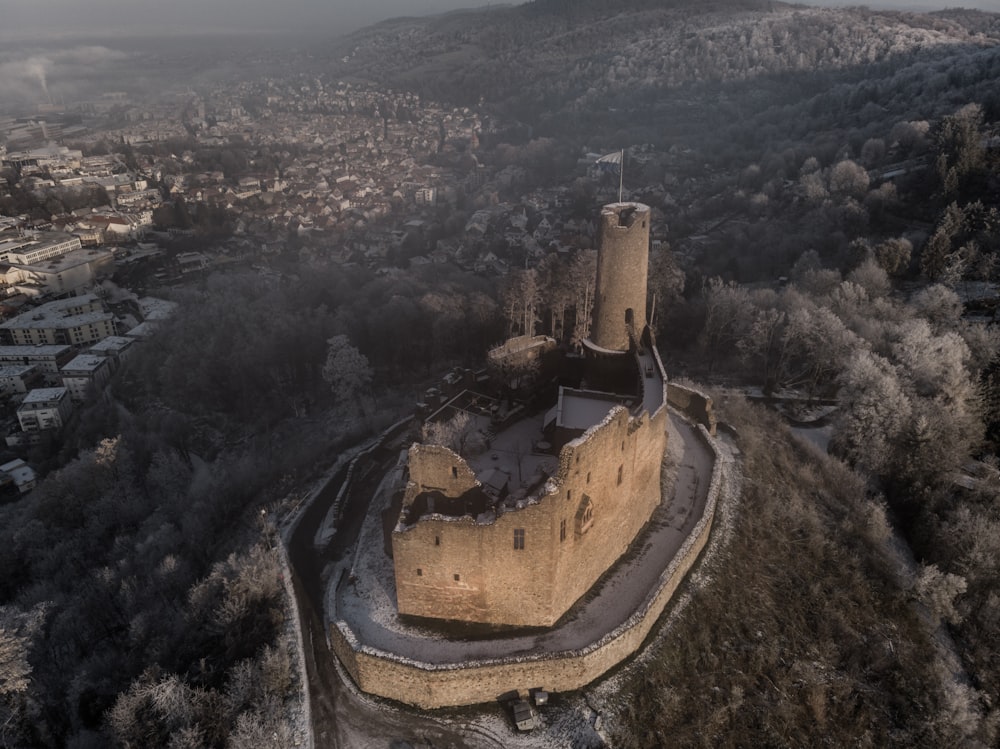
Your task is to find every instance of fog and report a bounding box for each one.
[3,0,996,40]
[3,0,493,38]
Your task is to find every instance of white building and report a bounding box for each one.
[87,335,134,371]
[0,294,117,346]
[17,387,73,433]
[0,458,36,494]
[0,232,82,265]
[0,364,39,395]
[0,345,74,385]
[0,248,114,297]
[60,354,113,402]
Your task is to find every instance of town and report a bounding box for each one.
[0,67,690,495]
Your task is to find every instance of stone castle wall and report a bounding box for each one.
[667,382,717,436]
[393,401,668,626]
[404,443,479,498]
[332,423,728,709]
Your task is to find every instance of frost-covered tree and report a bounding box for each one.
[893,320,973,400]
[934,103,985,194]
[737,306,787,389]
[829,159,869,199]
[911,284,963,332]
[847,259,890,299]
[322,334,372,406]
[834,349,911,475]
[873,237,912,276]
[422,411,487,457]
[568,249,598,346]
[782,303,859,394]
[915,563,967,626]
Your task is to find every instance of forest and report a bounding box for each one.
[2,0,1000,746]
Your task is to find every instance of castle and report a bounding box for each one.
[391,202,668,627]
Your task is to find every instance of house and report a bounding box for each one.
[0,458,36,495]
[16,387,73,433]
[0,345,74,385]
[0,248,115,297]
[0,232,81,265]
[0,364,40,395]
[0,295,117,346]
[60,354,113,402]
[87,336,134,371]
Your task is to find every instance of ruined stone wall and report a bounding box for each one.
[335,425,729,709]
[393,403,667,627]
[591,203,650,352]
[393,498,560,625]
[404,444,478,503]
[667,382,717,436]
[487,335,557,367]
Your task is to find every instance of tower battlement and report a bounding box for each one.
[589,202,650,353]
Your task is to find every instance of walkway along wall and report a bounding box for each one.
[329,423,731,709]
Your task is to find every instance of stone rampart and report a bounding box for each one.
[667,382,717,436]
[332,422,729,709]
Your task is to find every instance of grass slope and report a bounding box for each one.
[606,399,970,747]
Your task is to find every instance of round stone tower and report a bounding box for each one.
[590,202,650,352]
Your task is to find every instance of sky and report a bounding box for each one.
[1,0,996,39]
[1,0,491,38]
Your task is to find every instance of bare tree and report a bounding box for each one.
[700,277,753,372]
[422,411,475,456]
[568,249,597,346]
[501,269,540,338]
[737,307,787,389]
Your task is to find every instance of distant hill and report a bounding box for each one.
[331,0,1000,133]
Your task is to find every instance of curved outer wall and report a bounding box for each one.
[591,202,651,352]
[332,423,731,709]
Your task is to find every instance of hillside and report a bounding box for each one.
[333,0,1000,134]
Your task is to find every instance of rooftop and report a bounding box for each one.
[61,355,109,374]
[138,296,178,321]
[88,336,133,353]
[7,248,113,274]
[0,344,73,357]
[551,388,620,431]
[21,387,67,404]
[0,310,114,330]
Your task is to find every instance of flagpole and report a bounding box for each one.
[618,148,624,203]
